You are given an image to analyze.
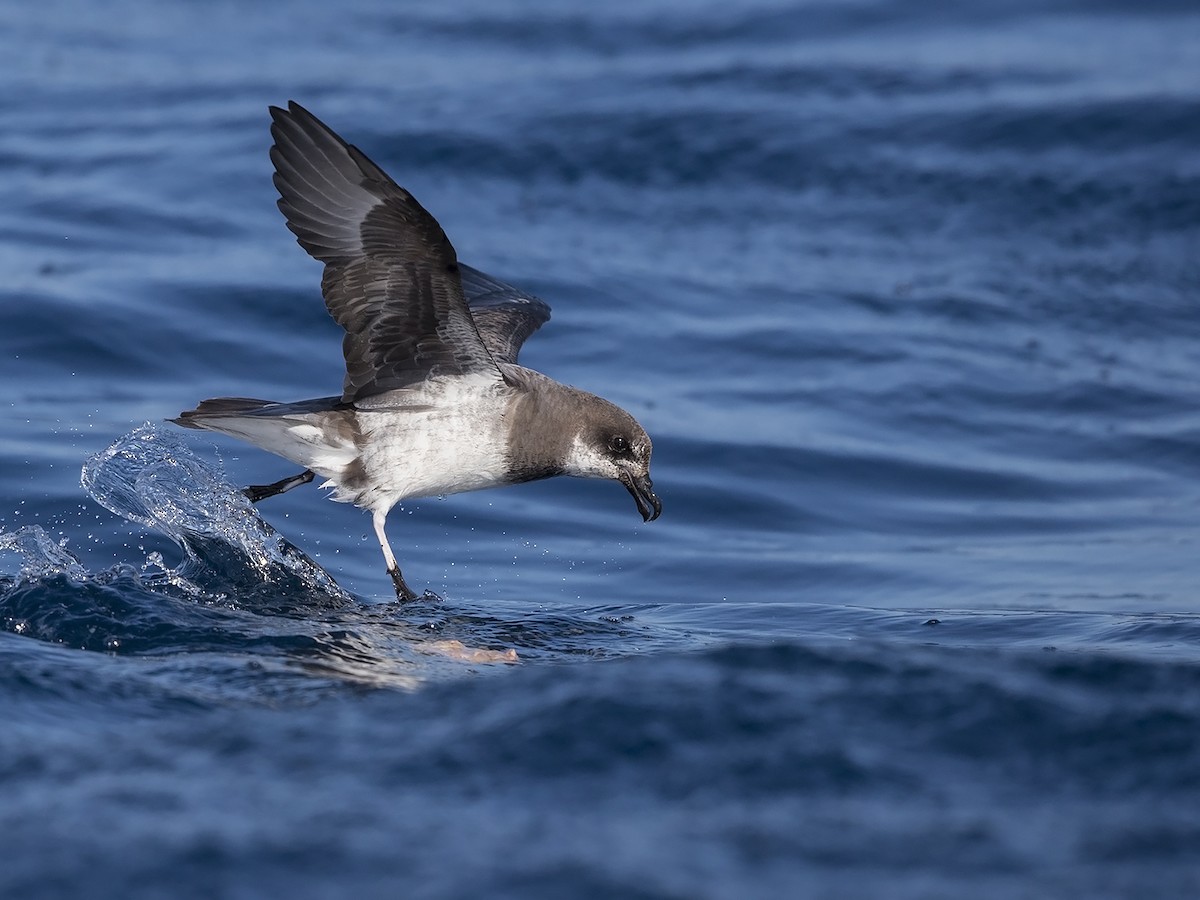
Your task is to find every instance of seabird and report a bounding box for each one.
[174,102,661,600]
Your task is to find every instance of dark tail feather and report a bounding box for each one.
[171,397,274,428]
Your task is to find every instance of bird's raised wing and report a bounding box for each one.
[460,264,552,365]
[269,101,500,402]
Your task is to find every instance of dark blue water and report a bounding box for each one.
[3,1,1200,896]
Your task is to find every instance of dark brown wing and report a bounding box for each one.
[460,264,552,365]
[269,101,500,402]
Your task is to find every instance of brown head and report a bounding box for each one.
[559,393,661,522]
[504,376,661,522]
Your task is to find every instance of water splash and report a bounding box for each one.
[0,525,88,582]
[77,423,351,605]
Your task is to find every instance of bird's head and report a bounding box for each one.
[563,397,661,522]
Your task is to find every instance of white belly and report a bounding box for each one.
[348,377,511,511]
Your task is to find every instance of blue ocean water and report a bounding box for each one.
[2,0,1200,895]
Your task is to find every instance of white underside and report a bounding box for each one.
[349,377,512,511]
[202,375,513,515]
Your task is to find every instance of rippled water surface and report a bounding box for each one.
[3,1,1200,896]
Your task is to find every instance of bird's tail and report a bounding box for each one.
[171,396,360,490]
[173,397,278,426]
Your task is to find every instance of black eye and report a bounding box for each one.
[609,434,630,454]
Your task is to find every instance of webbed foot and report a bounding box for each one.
[389,566,419,602]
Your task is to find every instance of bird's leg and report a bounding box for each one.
[243,469,315,503]
[374,509,418,601]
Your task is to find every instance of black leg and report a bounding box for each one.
[243,469,315,503]
[389,566,419,602]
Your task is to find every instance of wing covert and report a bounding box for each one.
[461,264,552,365]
